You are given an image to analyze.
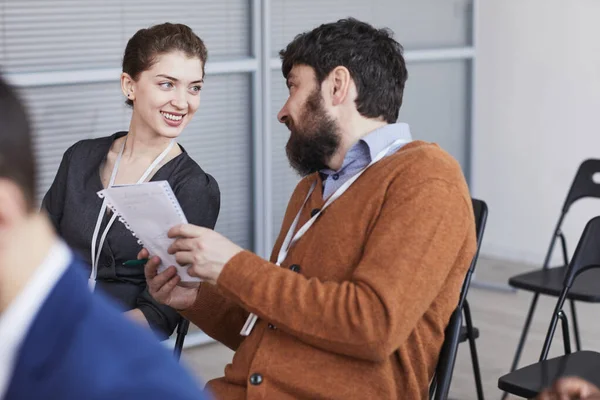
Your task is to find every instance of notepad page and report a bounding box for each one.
[98,181,200,283]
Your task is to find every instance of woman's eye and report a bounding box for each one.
[190,85,202,93]
[159,82,174,89]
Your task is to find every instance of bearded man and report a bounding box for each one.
[143,18,476,400]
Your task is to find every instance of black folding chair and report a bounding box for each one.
[498,215,600,398]
[429,198,488,400]
[173,317,190,361]
[503,159,600,396]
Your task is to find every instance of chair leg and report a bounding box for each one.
[501,293,540,400]
[569,300,582,351]
[174,318,190,361]
[464,301,485,400]
[429,374,437,399]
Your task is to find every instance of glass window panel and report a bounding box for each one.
[271,0,473,56]
[399,60,470,173]
[1,0,251,74]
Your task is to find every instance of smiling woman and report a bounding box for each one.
[41,23,221,340]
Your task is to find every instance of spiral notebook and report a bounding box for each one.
[97,180,200,284]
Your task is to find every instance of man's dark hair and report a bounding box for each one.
[280,18,408,123]
[0,76,36,210]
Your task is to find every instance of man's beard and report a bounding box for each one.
[285,89,340,176]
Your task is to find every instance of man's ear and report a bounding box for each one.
[328,66,352,106]
[0,179,27,233]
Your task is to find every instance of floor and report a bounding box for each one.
[178,257,600,399]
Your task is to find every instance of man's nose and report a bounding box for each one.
[277,106,288,124]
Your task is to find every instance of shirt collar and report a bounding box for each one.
[0,239,71,399]
[361,122,412,162]
[320,122,412,176]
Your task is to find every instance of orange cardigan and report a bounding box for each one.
[182,141,476,400]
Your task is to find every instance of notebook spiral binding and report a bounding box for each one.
[162,181,187,222]
[96,191,144,247]
[96,181,184,248]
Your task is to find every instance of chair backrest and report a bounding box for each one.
[540,159,600,271]
[563,159,600,213]
[429,198,488,400]
[564,215,600,286]
[539,215,600,361]
[458,198,489,308]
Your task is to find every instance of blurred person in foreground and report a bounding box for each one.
[0,76,209,400]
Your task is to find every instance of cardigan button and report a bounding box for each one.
[249,373,263,386]
[268,323,277,330]
[289,264,301,273]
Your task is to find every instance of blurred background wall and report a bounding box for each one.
[473,0,600,267]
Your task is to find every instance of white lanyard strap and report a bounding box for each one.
[276,137,409,266]
[240,137,409,336]
[89,137,175,291]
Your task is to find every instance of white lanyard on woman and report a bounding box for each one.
[88,137,175,291]
[239,137,410,336]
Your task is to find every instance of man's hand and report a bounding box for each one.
[141,248,199,311]
[537,377,600,400]
[167,224,243,285]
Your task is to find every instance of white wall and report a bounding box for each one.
[473,0,600,266]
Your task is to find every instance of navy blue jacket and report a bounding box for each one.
[5,259,210,400]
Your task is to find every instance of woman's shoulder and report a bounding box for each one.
[63,132,124,160]
[169,150,220,227]
[170,151,220,196]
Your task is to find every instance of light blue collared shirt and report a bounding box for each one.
[319,123,412,199]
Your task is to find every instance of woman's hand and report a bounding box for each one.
[140,248,199,311]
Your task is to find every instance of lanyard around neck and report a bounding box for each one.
[240,137,410,337]
[275,137,409,266]
[88,137,175,291]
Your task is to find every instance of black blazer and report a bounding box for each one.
[42,131,220,338]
